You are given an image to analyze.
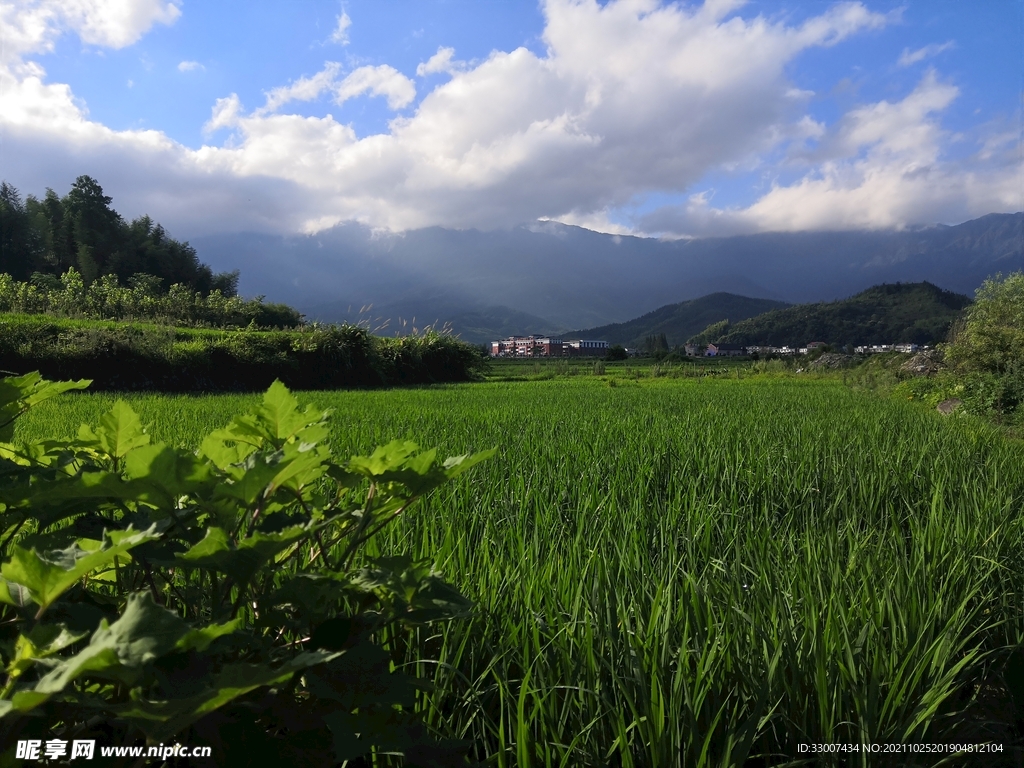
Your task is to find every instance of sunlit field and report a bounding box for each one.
[15,377,1024,766]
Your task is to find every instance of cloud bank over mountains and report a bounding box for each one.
[0,0,1019,240]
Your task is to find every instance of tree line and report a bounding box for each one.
[0,175,238,296]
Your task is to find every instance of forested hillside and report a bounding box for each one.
[690,282,971,347]
[567,293,790,347]
[0,176,238,295]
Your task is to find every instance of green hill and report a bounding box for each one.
[691,282,971,347]
[566,292,790,347]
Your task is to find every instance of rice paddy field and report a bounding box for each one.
[13,376,1024,766]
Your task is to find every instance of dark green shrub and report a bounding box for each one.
[0,372,492,764]
[0,316,482,392]
[944,272,1024,421]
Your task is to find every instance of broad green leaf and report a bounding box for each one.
[78,401,150,459]
[0,525,161,613]
[443,448,497,479]
[178,526,230,560]
[350,556,473,623]
[4,624,89,687]
[18,375,91,409]
[205,381,330,452]
[265,573,349,622]
[123,443,216,506]
[198,432,256,470]
[216,456,282,506]
[348,440,420,477]
[174,618,241,653]
[1,469,132,508]
[0,373,90,442]
[346,561,468,626]
[25,622,89,656]
[265,446,330,495]
[346,442,494,497]
[6,592,194,713]
[116,650,341,742]
[256,379,304,440]
[0,577,32,607]
[252,380,331,444]
[177,525,312,585]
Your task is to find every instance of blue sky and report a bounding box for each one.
[1,0,1020,238]
[35,2,550,146]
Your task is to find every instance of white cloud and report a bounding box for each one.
[416,47,463,77]
[334,65,416,109]
[258,62,342,114]
[1,0,1016,241]
[543,209,637,236]
[0,0,179,65]
[330,10,351,45]
[203,94,243,133]
[253,62,415,115]
[177,59,204,72]
[898,40,955,67]
[640,71,1022,235]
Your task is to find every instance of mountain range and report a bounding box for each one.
[193,212,1023,345]
[566,293,790,348]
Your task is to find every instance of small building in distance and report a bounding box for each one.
[490,335,564,357]
[705,343,746,357]
[564,339,609,356]
[489,336,610,357]
[806,341,828,352]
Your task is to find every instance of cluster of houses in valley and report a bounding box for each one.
[490,335,927,358]
[698,342,925,357]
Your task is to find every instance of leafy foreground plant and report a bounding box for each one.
[0,372,493,765]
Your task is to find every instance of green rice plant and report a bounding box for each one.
[13,377,1024,765]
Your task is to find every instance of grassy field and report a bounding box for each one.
[14,376,1024,766]
[483,356,752,381]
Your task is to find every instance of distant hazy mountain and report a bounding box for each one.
[564,293,790,347]
[192,212,1022,334]
[695,282,972,348]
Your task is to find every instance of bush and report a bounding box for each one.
[944,272,1024,421]
[0,316,485,392]
[945,272,1024,375]
[0,373,492,764]
[0,269,303,330]
[890,376,961,408]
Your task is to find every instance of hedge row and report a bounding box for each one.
[0,270,302,329]
[0,314,486,391]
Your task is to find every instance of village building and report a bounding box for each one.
[489,336,609,357]
[490,335,564,357]
[705,343,746,357]
[563,339,609,356]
